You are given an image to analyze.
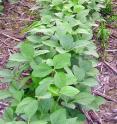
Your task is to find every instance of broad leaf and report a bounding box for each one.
[72,65,85,81]
[0,90,11,100]
[6,122,26,124]
[30,121,47,124]
[67,117,78,124]
[21,43,34,60]
[27,35,42,44]
[48,84,59,96]
[32,63,53,77]
[88,96,105,111]
[16,97,38,119]
[42,40,59,47]
[60,86,80,97]
[35,77,53,97]
[53,53,71,69]
[55,32,74,50]
[74,92,95,106]
[3,108,13,121]
[80,78,98,87]
[9,53,27,62]
[50,109,66,124]
[54,72,67,88]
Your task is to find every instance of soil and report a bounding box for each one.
[0,0,117,124]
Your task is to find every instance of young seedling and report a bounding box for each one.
[98,22,110,49]
[101,0,112,16]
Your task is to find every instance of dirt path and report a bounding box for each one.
[94,2,117,123]
[97,27,117,124]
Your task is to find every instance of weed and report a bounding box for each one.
[98,22,110,49]
[101,0,112,16]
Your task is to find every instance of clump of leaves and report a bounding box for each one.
[101,0,112,16]
[0,0,106,123]
[97,22,110,49]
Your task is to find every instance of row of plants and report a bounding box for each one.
[0,0,107,124]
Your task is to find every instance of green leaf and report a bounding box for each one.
[74,5,85,13]
[30,121,47,124]
[0,69,13,78]
[74,92,95,106]
[53,53,71,69]
[46,59,53,66]
[66,73,77,85]
[37,93,52,99]
[88,96,105,111]
[9,89,23,102]
[48,84,59,96]
[80,78,98,87]
[27,35,42,44]
[79,59,92,72]
[60,86,80,97]
[55,32,74,50]
[67,117,78,124]
[34,50,50,56]
[6,121,26,124]
[72,65,85,81]
[32,63,53,77]
[21,43,34,60]
[3,107,13,121]
[61,102,76,109]
[75,40,91,48]
[52,0,63,6]
[35,77,53,97]
[87,68,99,77]
[16,97,38,119]
[50,109,66,124]
[84,49,99,58]
[0,119,5,124]
[9,53,27,62]
[38,98,52,113]
[0,90,11,100]
[42,40,59,47]
[76,28,90,34]
[54,72,67,88]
